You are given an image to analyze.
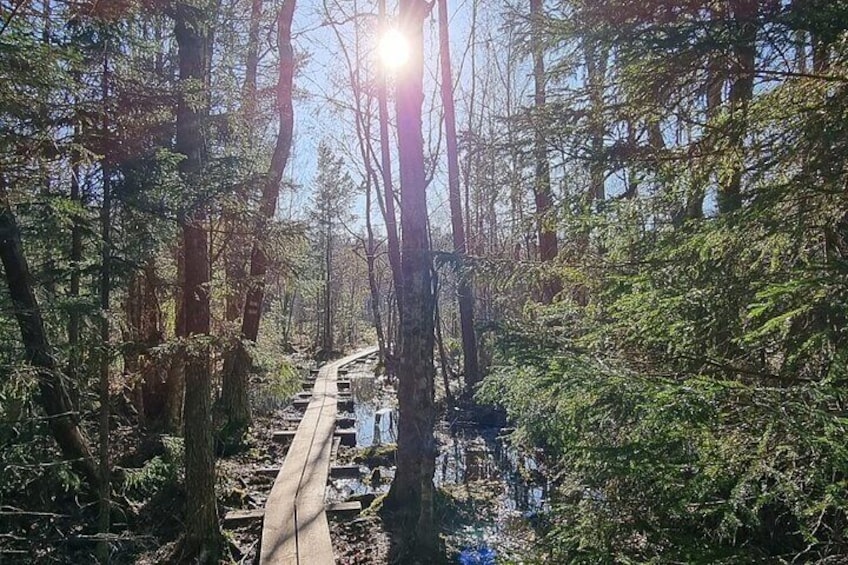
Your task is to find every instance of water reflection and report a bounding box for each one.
[349,371,397,447]
[328,360,546,560]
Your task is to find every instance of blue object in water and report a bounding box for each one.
[458,546,497,565]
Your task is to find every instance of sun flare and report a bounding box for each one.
[378,28,410,70]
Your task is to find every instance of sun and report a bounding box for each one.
[378,28,410,71]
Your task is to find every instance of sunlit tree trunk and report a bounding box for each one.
[438,0,479,393]
[384,0,438,557]
[378,0,403,318]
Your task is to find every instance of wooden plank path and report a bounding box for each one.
[259,347,377,565]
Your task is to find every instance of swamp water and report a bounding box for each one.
[328,362,548,562]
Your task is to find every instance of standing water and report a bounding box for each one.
[329,360,548,562]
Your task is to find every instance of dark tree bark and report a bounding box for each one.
[720,0,756,214]
[67,125,83,413]
[384,0,438,557]
[438,0,479,393]
[174,2,220,560]
[97,53,113,559]
[530,0,560,303]
[125,261,166,427]
[0,184,100,489]
[219,0,296,441]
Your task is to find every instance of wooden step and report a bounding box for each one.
[334,428,357,447]
[257,465,360,479]
[329,464,361,478]
[338,399,354,411]
[326,501,361,518]
[337,380,351,391]
[293,399,310,410]
[256,467,280,478]
[336,416,355,428]
[338,368,349,376]
[272,430,297,443]
[223,508,265,526]
[330,436,341,461]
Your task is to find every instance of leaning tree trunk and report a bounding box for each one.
[174,2,220,560]
[438,0,479,393]
[384,0,438,557]
[0,183,100,489]
[219,0,296,442]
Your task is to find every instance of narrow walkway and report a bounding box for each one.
[259,346,378,564]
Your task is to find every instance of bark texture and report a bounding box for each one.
[384,0,438,556]
[174,2,220,560]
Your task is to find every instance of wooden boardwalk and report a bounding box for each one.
[259,347,377,565]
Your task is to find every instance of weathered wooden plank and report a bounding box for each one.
[326,501,362,518]
[272,430,297,443]
[259,346,377,565]
[224,508,265,526]
[330,465,361,478]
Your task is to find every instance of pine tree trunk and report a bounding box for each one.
[530,0,560,303]
[377,0,403,312]
[98,55,113,558]
[174,3,220,560]
[438,0,479,393]
[384,0,438,556]
[165,244,186,433]
[720,0,756,215]
[125,261,166,428]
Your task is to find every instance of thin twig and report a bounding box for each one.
[0,0,29,38]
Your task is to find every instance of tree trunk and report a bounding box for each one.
[0,183,100,489]
[219,0,296,442]
[125,261,166,427]
[720,0,756,215]
[67,126,83,413]
[365,181,386,358]
[384,0,438,557]
[97,53,113,559]
[530,0,560,303]
[377,0,403,313]
[438,0,479,394]
[174,3,220,560]
[165,244,186,433]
